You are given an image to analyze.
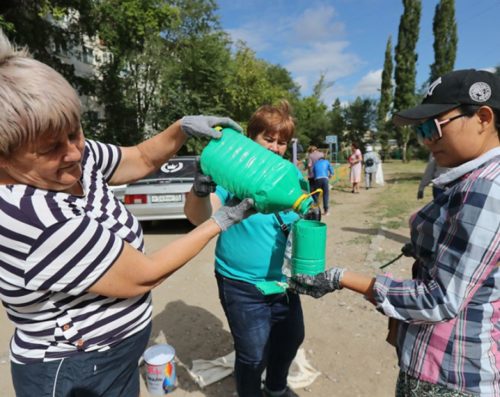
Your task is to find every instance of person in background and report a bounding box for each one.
[185,101,303,397]
[417,153,450,199]
[348,142,363,193]
[312,156,334,215]
[363,145,380,189]
[290,69,500,397]
[306,145,324,198]
[0,30,254,397]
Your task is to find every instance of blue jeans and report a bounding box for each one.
[216,273,305,397]
[315,178,330,212]
[11,322,151,397]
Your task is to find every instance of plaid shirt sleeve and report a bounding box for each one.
[372,173,500,323]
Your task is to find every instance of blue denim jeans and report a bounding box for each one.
[216,273,305,397]
[315,178,330,212]
[11,322,151,397]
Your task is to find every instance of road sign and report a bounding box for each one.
[325,135,337,144]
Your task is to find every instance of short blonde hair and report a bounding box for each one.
[247,100,295,142]
[0,30,81,157]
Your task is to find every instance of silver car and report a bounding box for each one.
[123,156,197,221]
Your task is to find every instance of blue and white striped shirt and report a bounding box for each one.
[373,147,500,396]
[0,140,151,364]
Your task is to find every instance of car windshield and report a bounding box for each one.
[133,158,196,184]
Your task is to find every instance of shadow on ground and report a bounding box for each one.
[341,226,409,244]
[143,300,235,396]
[384,173,421,184]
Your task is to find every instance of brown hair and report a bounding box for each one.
[247,100,295,142]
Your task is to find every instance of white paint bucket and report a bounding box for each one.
[143,344,177,395]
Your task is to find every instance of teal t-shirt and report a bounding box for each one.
[214,186,300,284]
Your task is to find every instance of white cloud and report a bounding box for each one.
[322,83,350,107]
[293,5,345,42]
[225,27,271,53]
[222,3,363,102]
[294,75,309,93]
[285,41,362,100]
[352,69,382,97]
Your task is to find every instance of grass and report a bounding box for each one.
[375,250,398,263]
[347,234,372,245]
[369,160,427,229]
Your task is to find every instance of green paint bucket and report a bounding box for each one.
[291,220,327,275]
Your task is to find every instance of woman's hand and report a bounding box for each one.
[180,115,243,139]
[192,157,217,198]
[211,198,256,231]
[289,267,345,298]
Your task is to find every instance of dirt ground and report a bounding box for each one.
[0,163,422,397]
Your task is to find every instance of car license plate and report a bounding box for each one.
[151,194,182,203]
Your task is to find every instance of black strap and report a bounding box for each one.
[274,213,290,237]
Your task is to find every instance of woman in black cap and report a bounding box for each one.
[290,69,500,396]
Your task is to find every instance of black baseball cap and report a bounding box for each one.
[393,69,500,126]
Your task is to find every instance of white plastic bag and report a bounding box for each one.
[375,163,384,186]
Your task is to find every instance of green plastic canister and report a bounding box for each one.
[200,128,313,215]
[291,219,327,275]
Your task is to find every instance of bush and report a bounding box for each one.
[408,145,430,161]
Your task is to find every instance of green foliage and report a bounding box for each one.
[429,0,457,83]
[94,0,229,148]
[394,0,421,161]
[377,36,394,151]
[266,64,301,98]
[294,95,329,148]
[96,0,178,56]
[343,97,376,146]
[394,0,421,114]
[330,99,346,146]
[222,43,296,124]
[312,72,334,100]
[0,0,96,91]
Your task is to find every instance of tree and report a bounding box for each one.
[312,72,334,100]
[343,97,376,147]
[329,98,346,154]
[223,43,295,124]
[393,0,421,162]
[265,64,301,100]
[294,96,329,148]
[0,0,97,91]
[95,0,178,142]
[376,35,394,156]
[158,31,233,154]
[95,0,228,148]
[429,0,457,83]
[293,74,333,148]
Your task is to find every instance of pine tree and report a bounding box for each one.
[393,0,421,162]
[376,36,393,159]
[429,0,457,82]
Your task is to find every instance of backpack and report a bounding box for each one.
[365,158,374,167]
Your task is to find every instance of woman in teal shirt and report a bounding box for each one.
[185,101,303,397]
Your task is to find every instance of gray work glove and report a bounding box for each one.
[417,190,424,200]
[211,198,256,231]
[289,267,345,298]
[180,115,243,139]
[193,157,216,198]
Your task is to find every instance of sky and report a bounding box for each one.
[215,0,500,106]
